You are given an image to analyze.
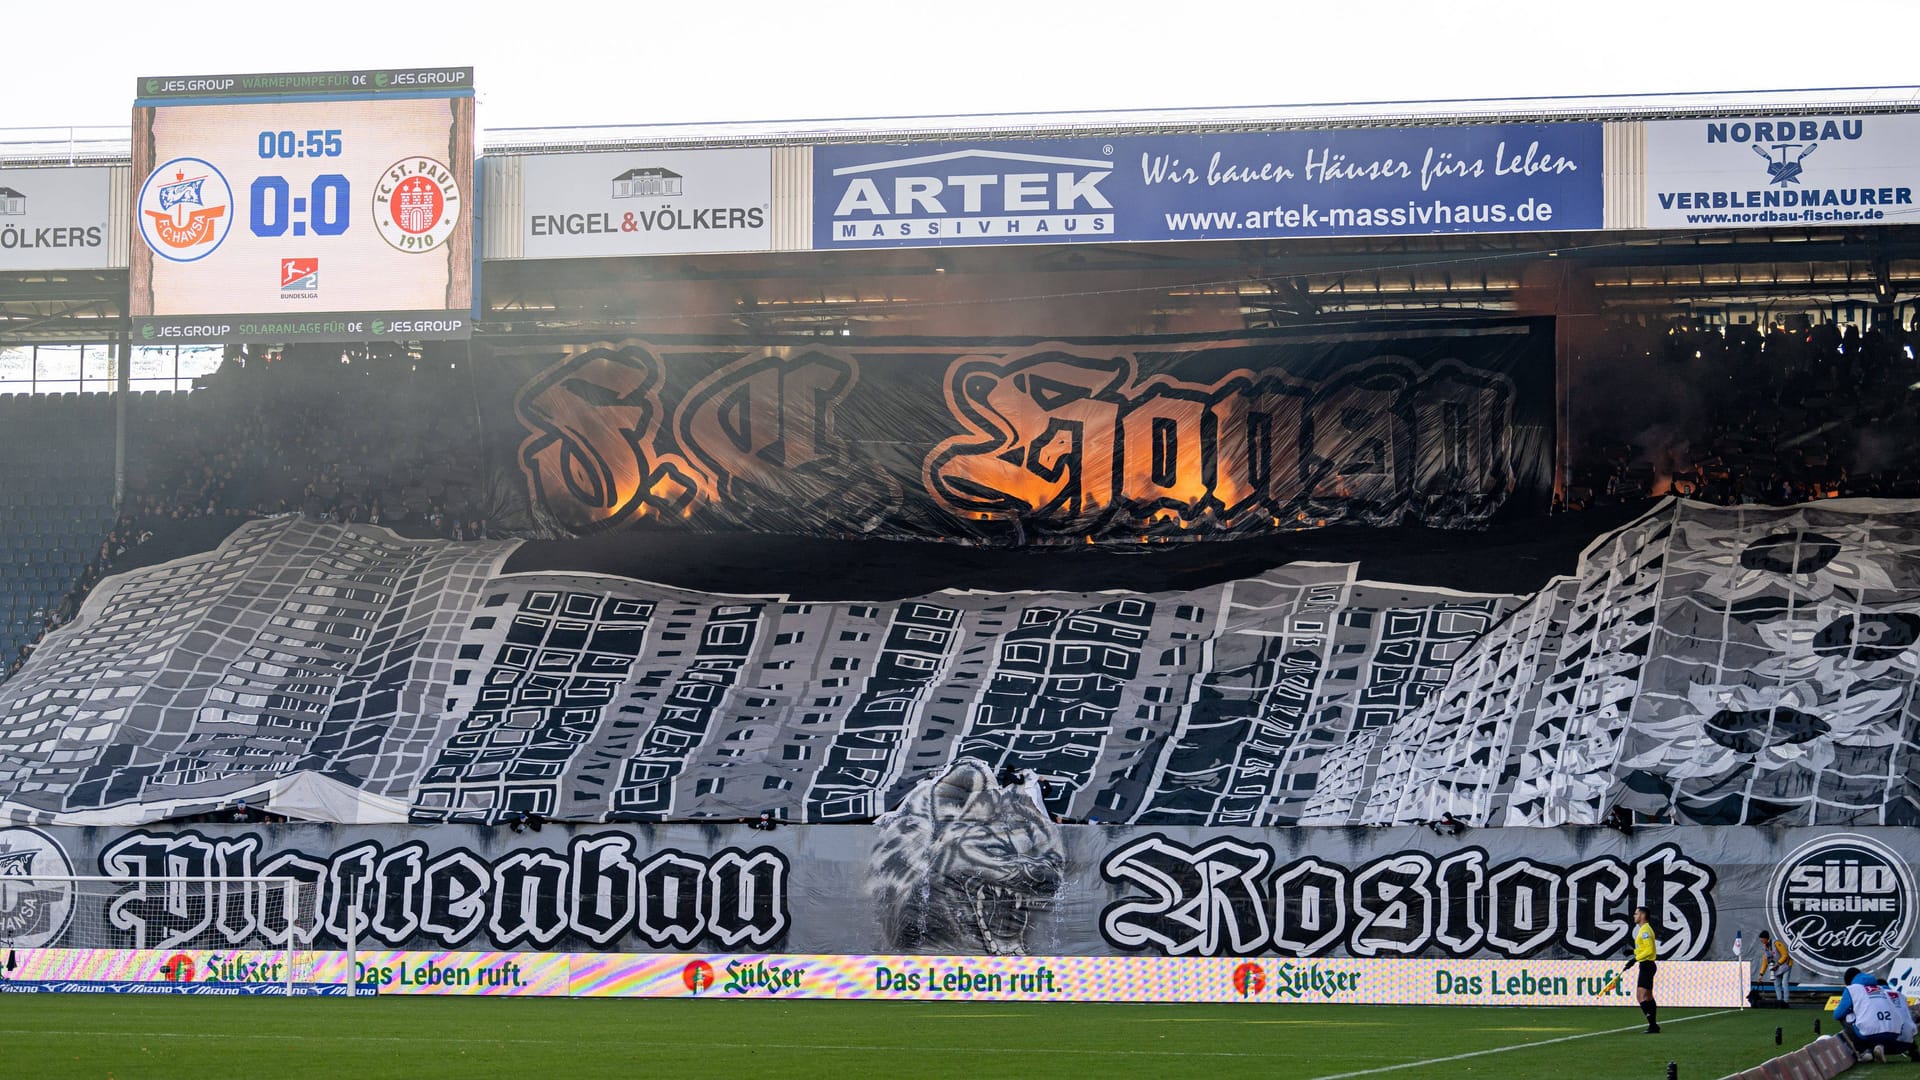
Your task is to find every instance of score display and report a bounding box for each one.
[130,68,475,343]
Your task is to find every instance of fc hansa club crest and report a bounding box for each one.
[0,827,76,950]
[373,156,461,254]
[137,157,234,262]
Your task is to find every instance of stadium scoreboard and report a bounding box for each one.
[130,67,475,344]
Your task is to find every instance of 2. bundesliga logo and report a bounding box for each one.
[1768,833,1918,976]
[280,258,319,297]
[137,157,233,262]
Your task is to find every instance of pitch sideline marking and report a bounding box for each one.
[1304,1008,1741,1080]
[0,1007,1742,1067]
[0,1029,1271,1059]
[1145,1018,1391,1026]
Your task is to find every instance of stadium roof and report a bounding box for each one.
[3,85,1920,164]
[482,85,1920,154]
[6,85,1920,342]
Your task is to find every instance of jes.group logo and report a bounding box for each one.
[1768,833,1918,975]
[138,157,233,261]
[373,157,460,254]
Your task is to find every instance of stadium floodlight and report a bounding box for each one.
[0,875,357,996]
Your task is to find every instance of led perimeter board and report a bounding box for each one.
[130,67,475,344]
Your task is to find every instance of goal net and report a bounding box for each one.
[0,875,357,995]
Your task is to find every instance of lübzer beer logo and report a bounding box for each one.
[0,826,76,948]
[1768,834,1917,975]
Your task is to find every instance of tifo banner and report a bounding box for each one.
[2,519,1532,826]
[1313,499,1920,829]
[0,167,114,271]
[512,149,772,259]
[812,125,1602,249]
[2,497,1919,829]
[1644,114,1919,229]
[510,322,1555,543]
[2,948,1750,1007]
[0,819,1914,976]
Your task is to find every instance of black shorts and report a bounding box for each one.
[1637,960,1657,990]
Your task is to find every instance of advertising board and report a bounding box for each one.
[3,948,1751,1006]
[128,67,475,343]
[1644,114,1919,229]
[814,124,1603,250]
[517,149,772,258]
[0,167,114,270]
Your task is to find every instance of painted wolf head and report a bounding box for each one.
[868,759,1066,955]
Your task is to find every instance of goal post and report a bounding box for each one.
[0,874,358,995]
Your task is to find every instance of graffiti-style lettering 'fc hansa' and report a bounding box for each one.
[511,324,1553,544]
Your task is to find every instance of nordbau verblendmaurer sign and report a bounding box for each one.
[813,124,1602,249]
[1644,114,1920,229]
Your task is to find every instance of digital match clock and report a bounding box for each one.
[129,67,475,343]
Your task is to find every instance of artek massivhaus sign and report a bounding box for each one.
[811,126,1602,249]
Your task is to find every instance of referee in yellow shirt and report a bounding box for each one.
[1622,906,1660,1034]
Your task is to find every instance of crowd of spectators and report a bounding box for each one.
[9,316,1920,685]
[124,343,503,538]
[1562,315,1920,511]
[165,797,291,826]
[5,514,150,679]
[4,344,511,683]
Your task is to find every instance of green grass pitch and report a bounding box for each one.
[0,996,1862,1079]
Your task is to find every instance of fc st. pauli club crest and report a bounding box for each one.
[373,156,460,253]
[137,157,233,262]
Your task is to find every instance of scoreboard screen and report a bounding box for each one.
[130,67,474,344]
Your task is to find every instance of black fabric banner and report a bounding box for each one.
[5,814,1914,976]
[505,320,1555,545]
